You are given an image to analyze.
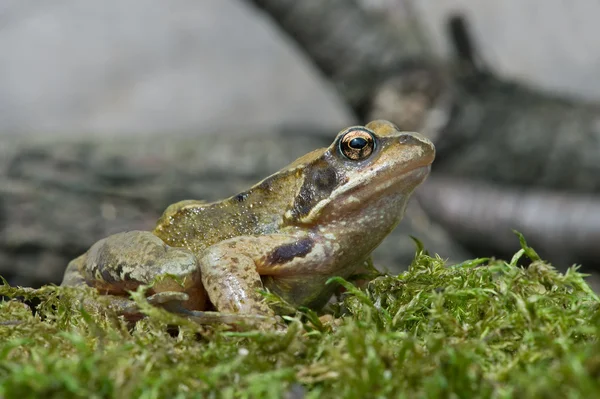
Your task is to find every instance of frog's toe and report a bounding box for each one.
[146,291,196,315]
[146,291,189,306]
[181,309,281,330]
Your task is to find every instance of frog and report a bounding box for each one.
[61,120,435,327]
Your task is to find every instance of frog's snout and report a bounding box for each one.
[398,131,436,164]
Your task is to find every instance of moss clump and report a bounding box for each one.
[1,238,599,398]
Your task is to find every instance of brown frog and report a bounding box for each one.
[61,120,435,326]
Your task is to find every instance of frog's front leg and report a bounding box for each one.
[199,234,316,317]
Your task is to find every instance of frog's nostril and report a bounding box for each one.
[398,133,420,145]
[398,132,434,147]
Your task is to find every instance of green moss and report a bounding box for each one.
[1,238,599,398]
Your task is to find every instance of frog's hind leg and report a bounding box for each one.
[61,254,89,287]
[61,253,148,320]
[61,231,209,317]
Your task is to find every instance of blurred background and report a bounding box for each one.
[2,0,600,287]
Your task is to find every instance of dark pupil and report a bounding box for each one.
[349,137,368,149]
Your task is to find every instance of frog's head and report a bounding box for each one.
[284,120,435,227]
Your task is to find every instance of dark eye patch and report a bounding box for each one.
[289,160,340,219]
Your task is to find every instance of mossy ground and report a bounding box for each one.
[1,237,599,398]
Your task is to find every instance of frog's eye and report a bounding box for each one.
[339,128,375,161]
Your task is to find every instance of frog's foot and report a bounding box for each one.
[146,291,190,307]
[150,293,280,330]
[83,291,278,329]
[79,294,145,322]
[118,291,191,315]
[141,292,280,329]
[179,309,280,330]
[82,291,190,321]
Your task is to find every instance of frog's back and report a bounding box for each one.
[153,168,302,254]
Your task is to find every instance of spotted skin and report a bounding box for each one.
[61,120,435,328]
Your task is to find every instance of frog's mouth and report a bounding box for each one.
[367,163,431,198]
[315,162,431,221]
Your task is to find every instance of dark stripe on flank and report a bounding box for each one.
[93,243,119,284]
[99,263,118,284]
[266,237,315,265]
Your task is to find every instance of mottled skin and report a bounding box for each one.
[62,120,435,326]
